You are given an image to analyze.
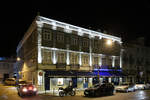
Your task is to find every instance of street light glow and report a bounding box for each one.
[106,39,112,45]
[17,57,21,61]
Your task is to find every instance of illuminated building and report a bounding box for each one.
[16,16,122,91]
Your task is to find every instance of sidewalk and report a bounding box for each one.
[38,89,84,96]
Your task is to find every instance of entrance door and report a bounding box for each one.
[72,77,77,88]
[83,78,88,88]
[45,77,50,90]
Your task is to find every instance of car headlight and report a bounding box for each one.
[22,87,28,92]
[33,87,37,91]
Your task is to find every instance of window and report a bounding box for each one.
[57,78,63,86]
[58,52,66,63]
[93,57,99,65]
[108,58,112,66]
[42,50,52,64]
[82,38,89,47]
[42,28,52,41]
[82,55,89,65]
[57,34,64,42]
[71,37,78,45]
[102,58,107,66]
[94,40,99,48]
[115,59,120,67]
[70,53,78,64]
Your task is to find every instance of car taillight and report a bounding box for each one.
[33,87,37,91]
[22,87,28,92]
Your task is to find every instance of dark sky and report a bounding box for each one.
[1,1,150,57]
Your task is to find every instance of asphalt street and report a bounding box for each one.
[0,84,150,100]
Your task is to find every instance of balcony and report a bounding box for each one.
[56,63,66,69]
[70,64,80,70]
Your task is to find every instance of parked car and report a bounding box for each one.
[135,83,150,90]
[115,83,136,93]
[4,78,16,86]
[84,83,115,97]
[17,84,37,97]
[16,80,27,86]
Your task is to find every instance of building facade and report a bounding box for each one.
[0,57,16,83]
[122,37,150,84]
[16,16,122,92]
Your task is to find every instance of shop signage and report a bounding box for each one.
[39,72,43,76]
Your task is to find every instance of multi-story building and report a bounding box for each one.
[122,37,150,84]
[0,57,16,83]
[16,16,122,92]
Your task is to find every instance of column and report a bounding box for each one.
[89,39,92,66]
[66,51,70,65]
[37,22,43,63]
[99,55,102,66]
[52,50,57,64]
[79,53,82,66]
[112,56,116,67]
[66,45,70,65]
[89,53,92,66]
[120,49,124,68]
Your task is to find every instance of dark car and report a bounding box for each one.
[84,83,115,97]
[17,84,37,97]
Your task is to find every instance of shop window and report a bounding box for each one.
[57,78,63,86]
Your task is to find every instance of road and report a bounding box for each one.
[0,84,150,100]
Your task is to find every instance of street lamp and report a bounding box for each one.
[106,39,112,45]
[17,57,21,61]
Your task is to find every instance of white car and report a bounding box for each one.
[135,83,150,90]
[115,83,136,93]
[4,78,16,86]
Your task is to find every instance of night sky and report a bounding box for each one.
[1,1,150,57]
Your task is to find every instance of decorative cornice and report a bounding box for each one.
[37,16,122,43]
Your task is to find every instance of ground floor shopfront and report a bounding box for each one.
[37,69,124,91]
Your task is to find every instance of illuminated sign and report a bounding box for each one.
[57,78,63,86]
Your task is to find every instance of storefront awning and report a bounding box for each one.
[45,70,126,77]
[93,71,112,76]
[45,70,93,77]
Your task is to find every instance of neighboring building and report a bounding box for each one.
[122,37,150,83]
[0,57,16,83]
[16,16,122,92]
